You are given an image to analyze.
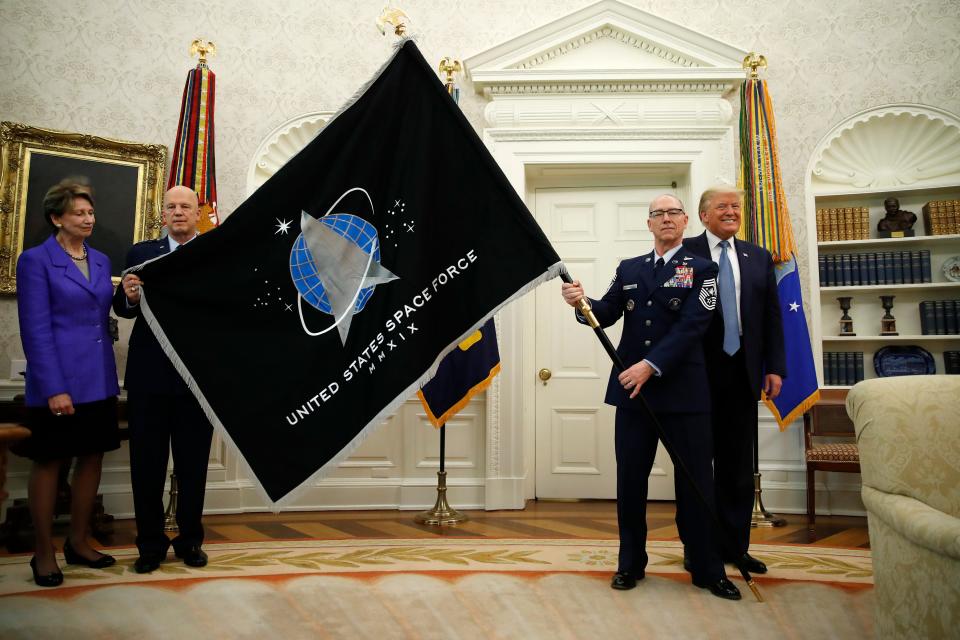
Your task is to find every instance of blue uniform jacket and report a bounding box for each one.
[578,246,718,414]
[16,235,120,406]
[112,237,191,395]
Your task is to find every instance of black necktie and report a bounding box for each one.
[654,257,664,277]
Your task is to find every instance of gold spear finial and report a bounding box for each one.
[376,6,409,37]
[190,39,216,65]
[742,52,767,79]
[437,57,462,94]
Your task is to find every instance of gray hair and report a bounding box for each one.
[698,184,744,214]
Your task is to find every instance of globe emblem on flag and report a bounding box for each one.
[290,213,381,314]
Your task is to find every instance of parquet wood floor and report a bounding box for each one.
[42,500,867,552]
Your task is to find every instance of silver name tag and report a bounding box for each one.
[622,284,638,290]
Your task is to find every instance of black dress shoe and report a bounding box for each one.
[610,571,642,590]
[175,546,208,568]
[63,538,116,568]
[693,577,742,600]
[134,553,165,574]
[30,556,64,587]
[726,553,767,574]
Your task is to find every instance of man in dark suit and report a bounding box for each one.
[114,185,213,573]
[562,194,740,600]
[683,185,787,574]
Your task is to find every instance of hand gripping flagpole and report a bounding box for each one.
[560,269,763,602]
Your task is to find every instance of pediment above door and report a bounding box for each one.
[465,0,748,96]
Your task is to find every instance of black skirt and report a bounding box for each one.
[11,397,120,462]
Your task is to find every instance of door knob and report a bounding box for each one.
[538,368,552,385]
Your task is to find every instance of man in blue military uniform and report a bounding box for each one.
[562,194,740,600]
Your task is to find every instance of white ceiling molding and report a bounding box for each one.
[464,0,749,96]
[810,104,960,193]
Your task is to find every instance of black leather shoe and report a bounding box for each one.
[30,556,63,587]
[63,538,116,568]
[683,557,693,573]
[694,577,742,600]
[134,553,165,574]
[610,571,642,590]
[726,553,767,574]
[175,546,208,568]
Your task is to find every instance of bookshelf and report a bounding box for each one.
[805,104,960,389]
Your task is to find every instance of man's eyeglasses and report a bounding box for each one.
[649,208,685,219]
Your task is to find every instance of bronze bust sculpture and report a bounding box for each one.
[877,197,917,232]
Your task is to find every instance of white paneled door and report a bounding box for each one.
[534,187,676,500]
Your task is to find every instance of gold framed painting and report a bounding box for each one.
[0,122,167,293]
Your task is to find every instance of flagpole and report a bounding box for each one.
[561,270,764,602]
[414,56,468,526]
[370,7,468,525]
[741,52,787,529]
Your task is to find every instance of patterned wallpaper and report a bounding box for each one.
[1,0,958,384]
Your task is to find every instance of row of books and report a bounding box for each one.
[922,201,960,236]
[816,207,870,241]
[919,300,960,335]
[818,250,931,287]
[823,351,864,386]
[945,351,960,374]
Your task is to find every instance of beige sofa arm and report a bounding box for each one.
[862,486,960,559]
[847,376,960,518]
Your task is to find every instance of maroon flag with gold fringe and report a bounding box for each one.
[168,52,218,233]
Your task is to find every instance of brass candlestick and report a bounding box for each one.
[880,295,898,335]
[837,297,855,336]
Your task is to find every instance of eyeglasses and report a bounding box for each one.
[649,208,685,219]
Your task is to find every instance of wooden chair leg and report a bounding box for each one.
[806,468,816,530]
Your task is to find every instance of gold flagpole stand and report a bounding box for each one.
[163,472,179,532]
[750,472,786,527]
[415,424,468,526]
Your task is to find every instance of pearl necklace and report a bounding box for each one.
[59,241,87,262]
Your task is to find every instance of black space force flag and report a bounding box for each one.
[131,40,562,506]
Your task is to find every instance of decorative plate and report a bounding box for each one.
[943,255,960,283]
[874,346,935,377]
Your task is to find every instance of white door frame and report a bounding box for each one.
[478,132,735,507]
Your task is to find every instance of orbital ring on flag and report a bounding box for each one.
[297,187,375,337]
[292,187,398,343]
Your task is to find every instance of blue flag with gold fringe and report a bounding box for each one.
[739,76,819,428]
[418,318,500,427]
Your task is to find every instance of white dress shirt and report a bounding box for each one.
[705,229,742,334]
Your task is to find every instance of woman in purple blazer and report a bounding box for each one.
[14,178,120,586]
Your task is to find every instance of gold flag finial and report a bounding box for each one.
[190,39,216,65]
[376,6,409,37]
[438,57,462,84]
[742,52,767,79]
